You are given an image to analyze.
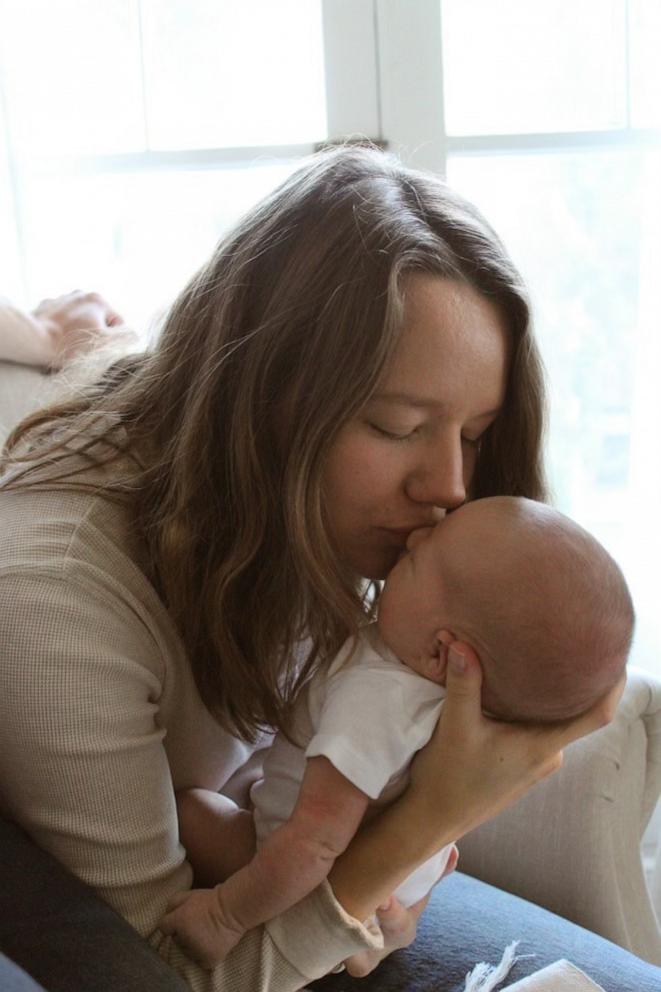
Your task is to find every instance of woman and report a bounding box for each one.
[0,148,654,992]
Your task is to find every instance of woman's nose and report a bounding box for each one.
[404,433,467,510]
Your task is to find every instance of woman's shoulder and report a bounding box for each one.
[0,462,186,707]
[0,460,133,571]
[0,456,167,648]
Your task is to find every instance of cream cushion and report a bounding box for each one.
[458,669,661,964]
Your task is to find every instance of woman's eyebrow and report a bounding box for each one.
[371,391,442,409]
[371,391,501,418]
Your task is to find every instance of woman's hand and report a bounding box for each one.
[342,893,428,977]
[342,844,458,977]
[31,290,126,369]
[408,640,625,851]
[328,642,623,928]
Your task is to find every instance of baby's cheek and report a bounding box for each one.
[378,594,412,658]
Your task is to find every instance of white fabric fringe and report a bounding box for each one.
[463,940,522,992]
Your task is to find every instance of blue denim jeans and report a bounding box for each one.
[0,954,48,992]
[310,872,661,992]
[2,818,659,991]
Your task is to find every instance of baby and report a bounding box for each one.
[161,496,633,966]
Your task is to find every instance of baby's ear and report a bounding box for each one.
[424,631,453,684]
[437,629,456,649]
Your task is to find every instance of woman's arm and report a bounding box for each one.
[0,557,380,992]
[0,531,622,988]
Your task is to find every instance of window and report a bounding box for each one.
[372,0,661,678]
[0,0,328,328]
[1,0,659,677]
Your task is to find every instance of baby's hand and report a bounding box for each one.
[160,886,245,969]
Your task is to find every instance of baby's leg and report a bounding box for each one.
[176,788,256,886]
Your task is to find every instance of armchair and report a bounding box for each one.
[458,668,661,964]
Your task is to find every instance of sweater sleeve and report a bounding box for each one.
[0,564,380,991]
[0,299,52,366]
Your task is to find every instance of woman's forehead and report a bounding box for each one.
[377,274,510,414]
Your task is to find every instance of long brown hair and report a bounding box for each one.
[1,146,547,741]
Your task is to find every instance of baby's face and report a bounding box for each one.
[377,519,457,681]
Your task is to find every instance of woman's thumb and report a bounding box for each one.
[443,642,482,714]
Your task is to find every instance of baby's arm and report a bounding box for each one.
[161,756,369,967]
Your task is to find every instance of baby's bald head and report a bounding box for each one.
[440,497,633,722]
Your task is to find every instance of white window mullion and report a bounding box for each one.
[321,0,381,142]
[376,0,447,174]
[446,128,661,156]
[0,49,26,305]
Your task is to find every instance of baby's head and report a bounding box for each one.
[377,496,633,722]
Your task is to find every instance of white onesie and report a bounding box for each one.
[251,624,453,906]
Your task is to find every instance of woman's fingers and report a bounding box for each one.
[523,672,626,767]
[407,638,626,864]
[552,672,626,748]
[439,844,459,880]
[439,641,483,728]
[444,639,624,760]
[403,892,432,926]
[344,896,424,977]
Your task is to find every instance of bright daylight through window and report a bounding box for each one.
[440,0,660,679]
[0,0,659,679]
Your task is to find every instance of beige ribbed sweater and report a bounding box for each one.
[0,460,378,990]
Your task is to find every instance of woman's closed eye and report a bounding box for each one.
[368,422,488,447]
[367,421,421,442]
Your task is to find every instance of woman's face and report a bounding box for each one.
[322,274,510,579]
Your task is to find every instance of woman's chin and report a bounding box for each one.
[361,549,401,581]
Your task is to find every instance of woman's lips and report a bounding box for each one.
[381,523,437,539]
[378,526,433,555]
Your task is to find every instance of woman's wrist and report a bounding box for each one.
[327,791,456,922]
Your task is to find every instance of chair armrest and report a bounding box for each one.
[457,668,661,964]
